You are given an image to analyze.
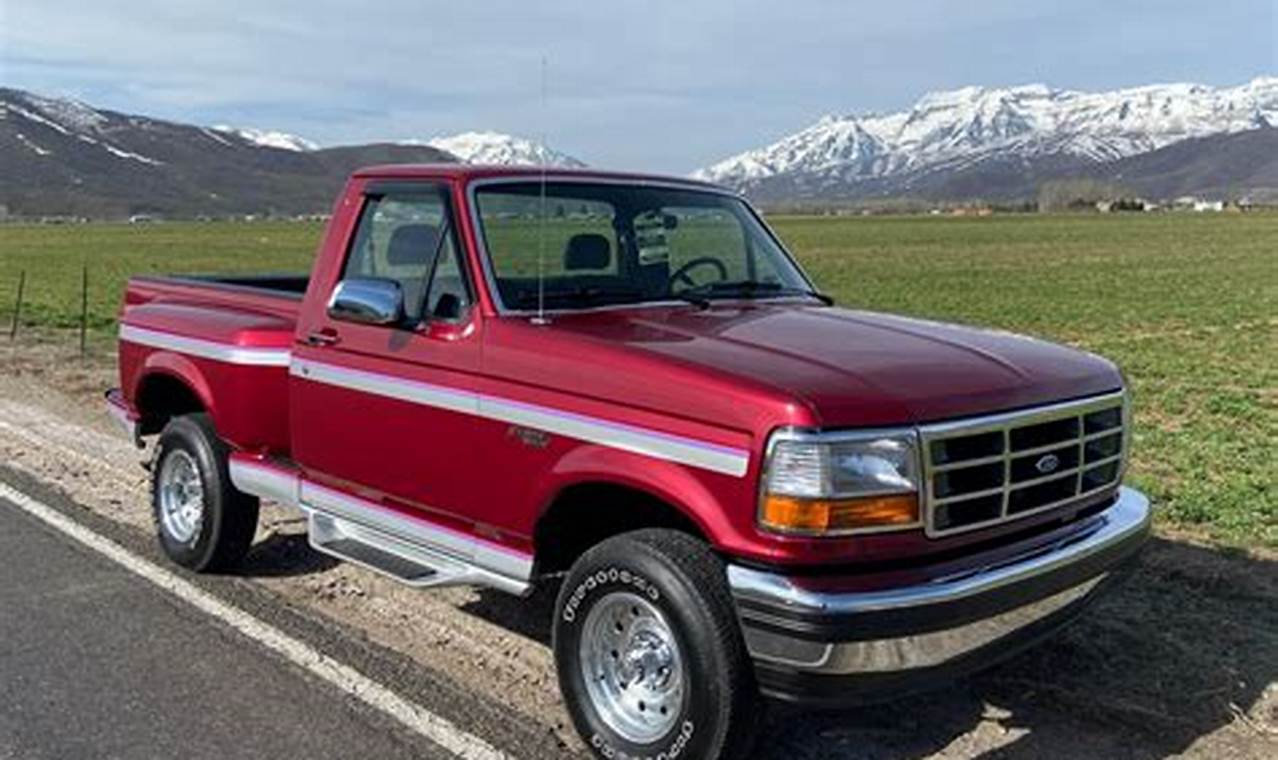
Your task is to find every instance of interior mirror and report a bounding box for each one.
[327,278,404,325]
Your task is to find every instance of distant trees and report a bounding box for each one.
[1037,179,1130,212]
[1110,198,1146,212]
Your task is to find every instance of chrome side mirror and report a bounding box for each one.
[327,278,405,325]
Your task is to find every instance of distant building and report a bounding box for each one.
[1169,196,1224,212]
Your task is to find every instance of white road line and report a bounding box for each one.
[0,481,512,760]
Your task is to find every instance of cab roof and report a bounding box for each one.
[350,163,730,192]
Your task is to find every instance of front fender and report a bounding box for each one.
[534,443,740,548]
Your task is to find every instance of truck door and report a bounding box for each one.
[289,181,482,531]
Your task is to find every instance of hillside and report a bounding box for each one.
[1090,127,1278,201]
[0,88,583,218]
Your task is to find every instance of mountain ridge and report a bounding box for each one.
[4,79,1277,217]
[693,77,1278,201]
[1,86,585,217]
[422,130,586,168]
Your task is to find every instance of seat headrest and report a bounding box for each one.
[387,224,440,267]
[564,233,611,271]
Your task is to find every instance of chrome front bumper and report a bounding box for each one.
[728,486,1151,703]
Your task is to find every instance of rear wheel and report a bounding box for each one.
[151,413,259,572]
[553,529,761,760]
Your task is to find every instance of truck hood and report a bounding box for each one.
[552,304,1122,427]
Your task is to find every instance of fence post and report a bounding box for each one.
[80,264,89,357]
[9,270,24,341]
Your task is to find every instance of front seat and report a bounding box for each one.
[385,223,440,315]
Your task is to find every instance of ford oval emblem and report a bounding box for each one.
[1035,453,1061,474]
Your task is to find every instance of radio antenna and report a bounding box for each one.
[532,54,550,326]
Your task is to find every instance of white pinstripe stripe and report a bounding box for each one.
[120,324,292,367]
[117,323,751,477]
[289,357,751,478]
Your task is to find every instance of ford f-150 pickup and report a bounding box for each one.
[108,164,1150,759]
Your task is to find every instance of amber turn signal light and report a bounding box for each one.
[759,493,920,534]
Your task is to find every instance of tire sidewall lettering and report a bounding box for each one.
[562,565,661,624]
[589,720,695,760]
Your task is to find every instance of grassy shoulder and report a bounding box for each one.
[1,213,1273,547]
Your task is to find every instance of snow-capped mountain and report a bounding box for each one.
[425,130,586,167]
[0,86,454,217]
[5,79,1277,216]
[695,78,1278,199]
[1,86,596,216]
[210,125,318,152]
[1,88,168,167]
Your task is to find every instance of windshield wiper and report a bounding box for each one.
[680,280,835,305]
[672,291,712,309]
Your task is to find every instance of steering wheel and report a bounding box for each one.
[668,257,729,292]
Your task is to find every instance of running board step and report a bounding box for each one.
[308,511,472,588]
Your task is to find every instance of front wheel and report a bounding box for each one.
[553,529,761,759]
[151,413,259,572]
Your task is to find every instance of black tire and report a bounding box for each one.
[554,529,761,760]
[151,413,259,572]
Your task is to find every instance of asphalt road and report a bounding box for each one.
[0,496,454,760]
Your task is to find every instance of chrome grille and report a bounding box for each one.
[920,392,1127,537]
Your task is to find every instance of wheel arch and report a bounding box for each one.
[531,450,730,577]
[132,354,215,435]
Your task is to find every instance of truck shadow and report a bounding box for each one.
[463,537,1277,759]
[236,530,341,578]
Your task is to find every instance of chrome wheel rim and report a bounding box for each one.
[158,449,204,544]
[579,591,685,743]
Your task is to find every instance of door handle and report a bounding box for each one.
[305,328,340,347]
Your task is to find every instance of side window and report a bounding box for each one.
[342,188,467,322]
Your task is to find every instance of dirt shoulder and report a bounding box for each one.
[2,334,1275,759]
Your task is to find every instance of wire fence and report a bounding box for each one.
[6,265,95,357]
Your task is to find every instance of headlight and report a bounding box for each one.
[759,430,922,535]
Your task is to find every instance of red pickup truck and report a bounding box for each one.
[108,164,1149,759]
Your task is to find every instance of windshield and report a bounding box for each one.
[473,181,814,312]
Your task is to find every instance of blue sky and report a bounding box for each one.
[2,0,1274,172]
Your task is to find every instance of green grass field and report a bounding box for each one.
[1,214,1274,547]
